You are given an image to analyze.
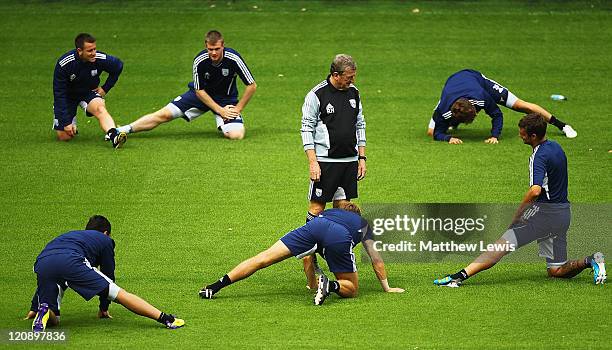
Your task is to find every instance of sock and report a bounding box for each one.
[116,125,133,134]
[584,254,594,267]
[330,281,340,294]
[450,269,469,281]
[549,115,566,130]
[157,312,175,325]
[306,211,317,223]
[207,274,232,293]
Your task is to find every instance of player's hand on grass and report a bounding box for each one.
[385,287,405,293]
[484,137,499,144]
[98,310,112,319]
[357,159,367,180]
[448,137,463,144]
[23,311,36,320]
[93,86,106,97]
[309,160,321,182]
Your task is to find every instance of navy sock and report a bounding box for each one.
[451,269,469,281]
[207,274,232,293]
[330,281,340,294]
[157,312,174,324]
[584,254,594,267]
[549,115,566,130]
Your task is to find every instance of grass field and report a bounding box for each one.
[1,0,611,348]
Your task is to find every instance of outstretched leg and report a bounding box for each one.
[113,288,184,329]
[511,99,576,138]
[434,237,512,287]
[118,106,175,134]
[200,240,293,298]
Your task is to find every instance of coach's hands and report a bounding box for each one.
[357,159,367,180]
[484,137,499,144]
[448,137,463,145]
[98,310,112,319]
[309,160,321,182]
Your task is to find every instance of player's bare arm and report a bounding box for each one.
[233,82,257,114]
[362,238,405,293]
[357,146,367,180]
[306,149,321,182]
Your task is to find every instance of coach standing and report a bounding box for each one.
[299,54,367,288]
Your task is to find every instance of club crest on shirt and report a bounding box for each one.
[90,69,98,77]
[70,74,76,81]
[222,68,229,76]
[315,188,323,197]
[326,103,335,114]
[204,72,210,80]
[349,99,356,108]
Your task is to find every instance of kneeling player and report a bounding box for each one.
[53,33,127,148]
[427,69,577,144]
[199,202,404,305]
[25,215,184,331]
[434,114,605,287]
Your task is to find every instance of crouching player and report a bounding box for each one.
[434,114,605,287]
[199,202,404,305]
[25,215,184,331]
[427,69,577,144]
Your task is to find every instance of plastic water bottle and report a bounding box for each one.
[550,94,567,101]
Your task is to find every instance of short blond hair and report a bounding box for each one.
[205,30,223,44]
[337,202,362,216]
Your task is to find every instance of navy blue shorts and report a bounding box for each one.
[280,219,357,273]
[30,254,113,315]
[503,203,570,267]
[53,91,102,130]
[166,89,244,131]
[481,73,518,108]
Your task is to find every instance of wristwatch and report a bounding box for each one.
[358,155,367,161]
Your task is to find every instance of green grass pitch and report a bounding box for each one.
[0,0,611,348]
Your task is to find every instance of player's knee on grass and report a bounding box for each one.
[547,260,584,279]
[547,266,568,278]
[224,128,245,140]
[339,280,358,298]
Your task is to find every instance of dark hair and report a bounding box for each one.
[518,113,547,139]
[451,98,477,123]
[337,202,362,216]
[205,30,223,44]
[86,215,111,234]
[75,33,96,49]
